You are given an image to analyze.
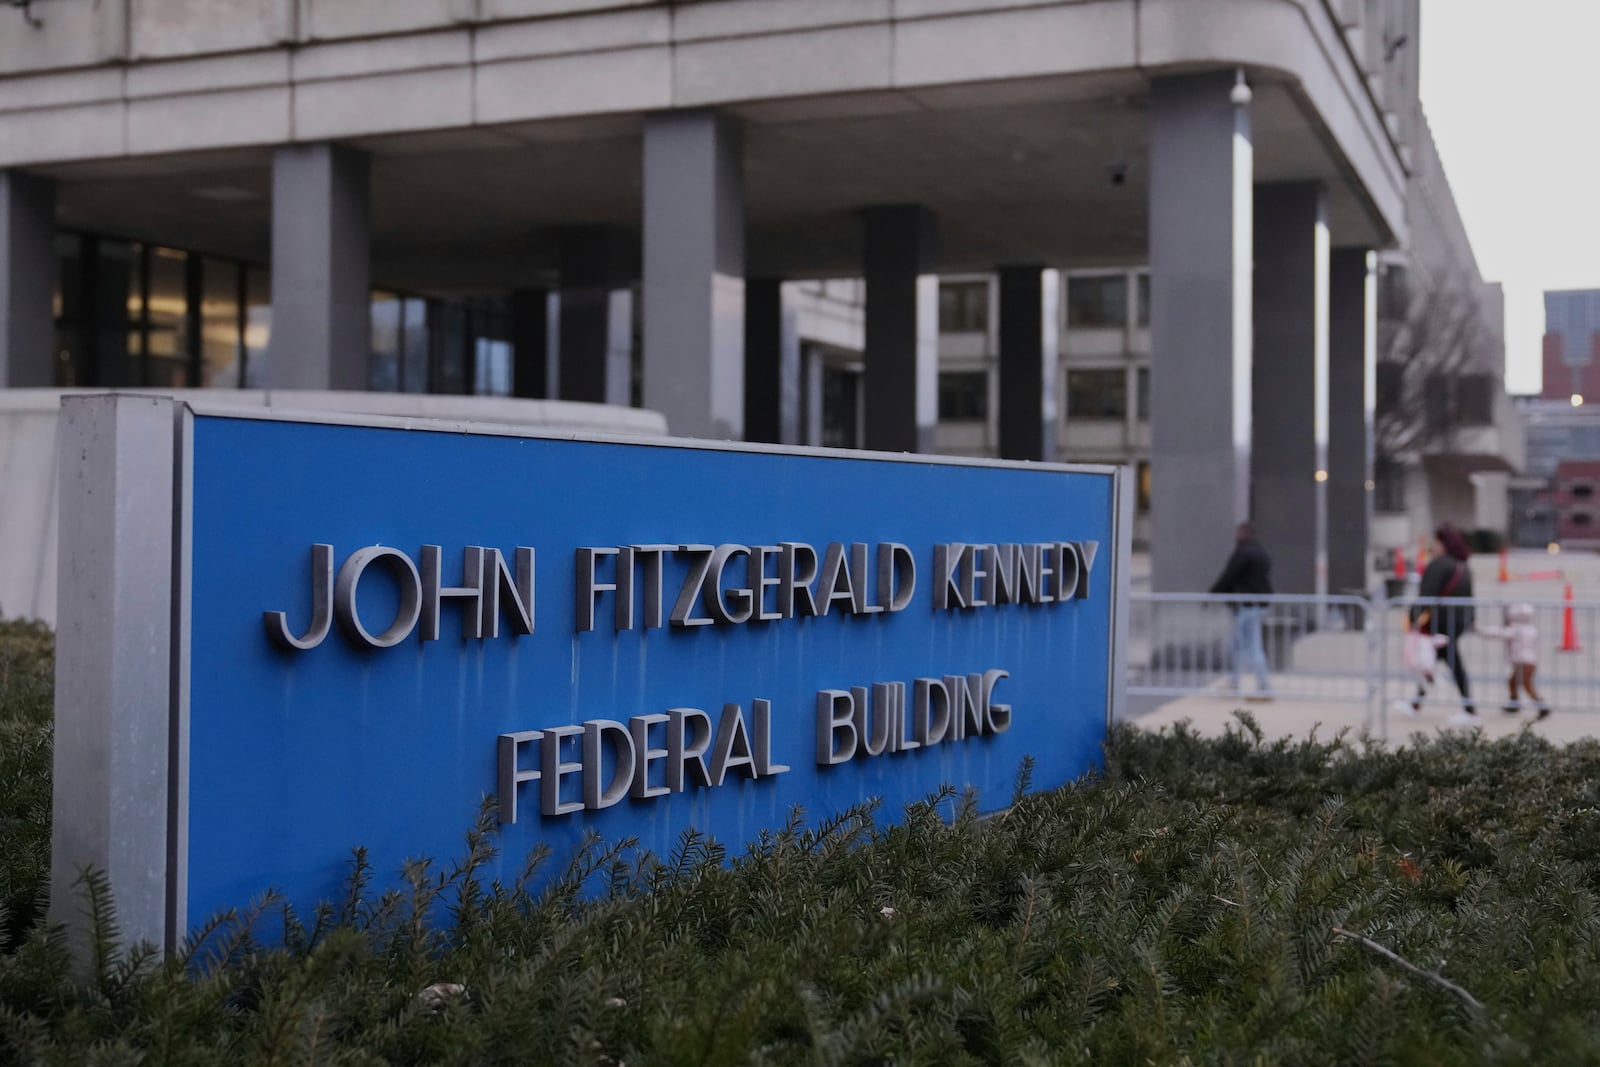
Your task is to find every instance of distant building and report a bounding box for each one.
[1554,460,1600,549]
[1543,290,1600,401]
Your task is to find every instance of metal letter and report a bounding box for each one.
[816,542,854,617]
[582,719,637,810]
[708,702,757,786]
[707,544,754,625]
[333,546,422,649]
[962,544,989,608]
[615,546,636,630]
[778,542,820,618]
[913,677,951,746]
[851,543,883,614]
[575,547,618,633]
[670,545,715,627]
[945,674,981,740]
[1018,543,1042,604]
[1053,541,1080,602]
[265,543,334,650]
[878,543,916,613]
[420,546,483,642]
[484,546,535,637]
[629,713,671,799]
[749,546,783,622]
[854,685,891,757]
[666,707,715,790]
[982,668,1012,734]
[816,689,857,765]
[992,544,1019,605]
[895,682,920,751]
[496,730,542,825]
[1074,541,1099,600]
[539,724,585,816]
[752,698,791,776]
[631,544,676,628]
[933,543,967,611]
[1036,543,1056,603]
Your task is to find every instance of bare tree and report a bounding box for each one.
[1374,277,1495,464]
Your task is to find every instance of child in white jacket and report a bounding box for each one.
[1479,603,1550,720]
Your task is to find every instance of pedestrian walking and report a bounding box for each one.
[1210,522,1273,700]
[1478,602,1551,720]
[1404,524,1476,724]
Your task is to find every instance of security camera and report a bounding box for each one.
[1106,162,1129,187]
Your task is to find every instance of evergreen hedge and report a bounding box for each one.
[5,618,1600,1064]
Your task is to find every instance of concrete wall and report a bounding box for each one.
[0,389,666,625]
[0,0,1409,238]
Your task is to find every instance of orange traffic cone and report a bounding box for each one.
[1561,583,1582,653]
[1393,547,1406,580]
[1498,546,1509,583]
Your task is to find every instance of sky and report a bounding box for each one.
[1421,1,1600,395]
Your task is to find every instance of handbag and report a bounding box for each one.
[1404,630,1437,680]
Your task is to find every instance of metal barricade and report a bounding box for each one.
[1128,589,1600,740]
[1378,594,1600,733]
[1128,592,1378,725]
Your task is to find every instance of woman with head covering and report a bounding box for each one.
[1403,524,1476,724]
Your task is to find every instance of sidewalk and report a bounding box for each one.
[1126,547,1600,747]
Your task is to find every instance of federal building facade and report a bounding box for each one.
[0,0,1502,609]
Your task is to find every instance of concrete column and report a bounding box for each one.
[0,171,55,386]
[557,225,633,407]
[643,111,745,438]
[1252,182,1330,595]
[510,289,556,399]
[1149,72,1252,592]
[803,344,824,447]
[862,205,938,453]
[1328,249,1375,594]
[998,265,1060,461]
[268,144,370,390]
[744,278,802,444]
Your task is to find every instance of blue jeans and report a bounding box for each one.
[1231,606,1270,693]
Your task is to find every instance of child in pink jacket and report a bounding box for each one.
[1479,603,1550,720]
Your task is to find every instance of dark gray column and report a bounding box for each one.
[643,111,745,438]
[863,204,938,453]
[1149,72,1252,592]
[0,170,55,386]
[1328,249,1375,594]
[998,265,1060,461]
[268,144,370,390]
[744,278,801,444]
[557,224,633,407]
[1252,182,1329,595]
[510,289,555,399]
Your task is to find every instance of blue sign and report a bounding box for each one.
[170,410,1126,933]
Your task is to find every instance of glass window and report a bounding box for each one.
[1136,366,1150,420]
[144,247,189,387]
[822,364,860,449]
[1374,459,1406,513]
[1067,274,1128,328]
[242,266,271,388]
[938,281,989,333]
[369,292,403,392]
[53,234,83,386]
[1136,273,1150,327]
[1456,374,1495,426]
[199,258,240,387]
[430,300,469,395]
[938,370,988,421]
[1572,484,1595,500]
[1067,368,1128,418]
[401,298,428,393]
[1375,361,1404,411]
[1137,460,1151,514]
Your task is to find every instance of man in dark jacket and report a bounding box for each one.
[1210,523,1274,699]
